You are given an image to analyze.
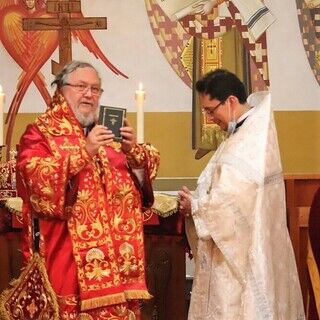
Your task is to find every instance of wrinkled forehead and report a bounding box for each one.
[67,67,101,85]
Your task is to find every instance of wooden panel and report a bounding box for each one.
[0,235,10,292]
[284,174,320,318]
[299,207,310,227]
[0,233,22,293]
[142,235,186,320]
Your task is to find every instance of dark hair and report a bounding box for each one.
[51,60,101,89]
[195,69,247,104]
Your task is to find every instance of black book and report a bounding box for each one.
[99,106,126,142]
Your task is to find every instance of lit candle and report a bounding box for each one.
[0,85,4,146]
[135,82,145,144]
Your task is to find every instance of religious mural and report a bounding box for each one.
[296,0,320,85]
[145,0,273,154]
[0,0,127,157]
[0,0,278,156]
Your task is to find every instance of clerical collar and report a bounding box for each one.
[236,106,255,129]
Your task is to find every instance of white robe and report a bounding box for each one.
[187,92,305,320]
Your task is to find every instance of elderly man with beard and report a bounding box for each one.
[16,61,160,320]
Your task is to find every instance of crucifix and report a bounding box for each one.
[22,0,107,75]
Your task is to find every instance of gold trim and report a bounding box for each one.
[80,290,152,312]
[0,253,59,320]
[124,290,152,300]
[78,314,94,320]
[181,37,194,81]
[201,37,223,75]
[80,292,126,311]
[152,193,179,218]
[3,197,23,216]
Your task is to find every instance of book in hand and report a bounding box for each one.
[99,106,126,142]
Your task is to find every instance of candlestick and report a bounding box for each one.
[0,85,4,146]
[135,82,145,144]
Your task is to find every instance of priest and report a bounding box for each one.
[16,60,160,319]
[179,69,305,319]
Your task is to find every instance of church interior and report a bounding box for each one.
[0,0,320,319]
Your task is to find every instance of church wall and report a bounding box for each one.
[8,111,320,189]
[1,0,319,113]
[266,0,320,110]
[0,0,319,181]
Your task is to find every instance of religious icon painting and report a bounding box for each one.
[296,0,320,85]
[0,0,127,158]
[145,0,272,156]
[191,30,241,157]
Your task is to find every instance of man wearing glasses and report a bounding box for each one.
[179,69,305,319]
[16,61,160,319]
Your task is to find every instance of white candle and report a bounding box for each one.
[135,82,145,144]
[0,85,4,146]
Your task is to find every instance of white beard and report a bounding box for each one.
[73,107,99,127]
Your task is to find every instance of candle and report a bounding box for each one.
[0,85,4,146]
[135,82,145,144]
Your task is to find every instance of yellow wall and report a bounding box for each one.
[7,111,320,179]
[274,111,320,174]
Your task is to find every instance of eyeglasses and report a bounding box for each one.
[64,83,104,96]
[202,101,224,116]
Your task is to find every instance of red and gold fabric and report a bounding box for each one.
[0,160,17,200]
[0,159,23,233]
[16,92,160,318]
[0,253,59,320]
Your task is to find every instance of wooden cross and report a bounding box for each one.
[22,0,107,75]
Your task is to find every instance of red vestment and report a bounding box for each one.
[16,93,160,319]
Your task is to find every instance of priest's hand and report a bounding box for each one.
[86,124,114,157]
[120,119,136,153]
[178,186,192,218]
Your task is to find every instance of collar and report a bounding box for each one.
[236,106,256,129]
[237,106,255,123]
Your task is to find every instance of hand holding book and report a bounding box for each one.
[99,106,127,142]
[119,118,137,153]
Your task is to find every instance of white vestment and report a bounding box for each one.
[231,0,275,41]
[187,92,305,320]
